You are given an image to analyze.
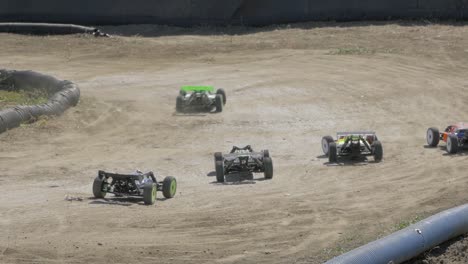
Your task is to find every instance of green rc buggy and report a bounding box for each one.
[176,86,226,113]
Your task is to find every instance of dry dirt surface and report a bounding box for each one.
[407,235,468,264]
[1,21,468,264]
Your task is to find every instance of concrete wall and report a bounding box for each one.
[0,0,467,26]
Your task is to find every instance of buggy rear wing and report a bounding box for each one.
[337,131,376,137]
[98,170,155,181]
[336,132,377,141]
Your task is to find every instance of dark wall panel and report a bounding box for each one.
[0,0,466,26]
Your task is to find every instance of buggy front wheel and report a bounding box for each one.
[143,183,157,205]
[162,176,177,199]
[264,157,273,179]
[92,176,107,198]
[215,161,225,183]
[446,134,459,154]
[214,152,223,162]
[215,94,223,112]
[373,140,383,162]
[426,127,440,147]
[176,95,184,112]
[216,88,227,105]
[321,136,334,155]
[328,142,338,163]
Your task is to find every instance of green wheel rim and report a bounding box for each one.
[170,179,177,196]
[152,185,156,203]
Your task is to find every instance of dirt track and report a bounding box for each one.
[1,22,468,264]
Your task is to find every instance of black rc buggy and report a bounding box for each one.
[214,145,273,182]
[92,170,177,205]
[321,132,383,163]
[176,86,226,113]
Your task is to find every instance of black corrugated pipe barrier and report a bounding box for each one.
[0,22,108,36]
[325,204,468,264]
[0,69,80,133]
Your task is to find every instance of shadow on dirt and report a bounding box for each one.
[173,107,220,116]
[207,171,216,177]
[423,145,468,156]
[173,113,208,117]
[88,196,168,206]
[442,152,468,157]
[320,156,377,166]
[209,171,269,185]
[422,145,447,150]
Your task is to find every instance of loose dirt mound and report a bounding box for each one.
[0,22,467,264]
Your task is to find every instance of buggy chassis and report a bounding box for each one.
[176,86,226,113]
[427,123,468,154]
[214,145,273,182]
[322,132,383,163]
[92,170,177,205]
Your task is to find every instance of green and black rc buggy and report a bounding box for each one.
[176,86,226,113]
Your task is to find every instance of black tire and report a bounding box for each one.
[176,95,184,112]
[214,152,223,162]
[446,134,459,154]
[143,182,157,205]
[162,176,177,199]
[263,149,270,158]
[264,157,273,179]
[321,136,334,155]
[216,88,227,105]
[329,142,338,163]
[373,140,383,162]
[215,160,225,183]
[92,176,107,198]
[215,94,223,112]
[427,127,440,147]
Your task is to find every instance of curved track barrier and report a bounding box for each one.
[0,69,80,133]
[0,22,108,36]
[325,204,468,264]
[0,0,467,26]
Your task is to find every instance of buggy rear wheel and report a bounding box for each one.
[215,94,223,112]
[264,157,273,179]
[321,136,334,155]
[446,134,459,154]
[373,140,383,162]
[426,127,440,147]
[92,176,107,198]
[143,183,157,205]
[216,88,227,105]
[176,95,184,112]
[215,160,225,183]
[162,176,177,199]
[328,142,338,163]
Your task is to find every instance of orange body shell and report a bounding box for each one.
[442,132,449,142]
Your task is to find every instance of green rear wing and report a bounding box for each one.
[180,86,214,93]
[336,131,377,143]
